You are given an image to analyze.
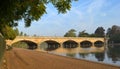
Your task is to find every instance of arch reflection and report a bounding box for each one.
[94,41,104,48]
[12,40,37,50]
[40,40,60,51]
[63,40,78,48]
[80,41,92,48]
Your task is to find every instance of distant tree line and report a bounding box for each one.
[64,27,105,37]
[1,24,120,43]
[64,29,76,37]
[64,25,120,43]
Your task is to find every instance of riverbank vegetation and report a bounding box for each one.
[106,25,120,43]
[64,25,120,43]
[64,26,105,37]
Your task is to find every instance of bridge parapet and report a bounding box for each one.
[7,36,105,46]
[16,36,104,39]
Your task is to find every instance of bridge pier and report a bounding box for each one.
[59,43,63,48]
[77,42,80,48]
[35,44,41,51]
[91,43,96,48]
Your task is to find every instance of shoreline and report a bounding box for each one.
[4,48,120,69]
[38,50,120,68]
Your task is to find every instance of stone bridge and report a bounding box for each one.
[6,36,105,50]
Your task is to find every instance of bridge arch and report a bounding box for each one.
[63,40,78,48]
[11,39,38,45]
[12,40,37,50]
[80,40,92,48]
[6,36,105,50]
[40,40,60,51]
[94,40,104,47]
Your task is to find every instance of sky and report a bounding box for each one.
[18,0,120,36]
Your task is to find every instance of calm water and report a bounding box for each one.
[40,45,120,66]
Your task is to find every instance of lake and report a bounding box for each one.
[40,45,120,66]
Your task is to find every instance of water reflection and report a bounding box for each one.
[94,52,105,61]
[40,42,60,51]
[66,53,76,57]
[107,45,120,63]
[39,44,120,66]
[79,53,89,58]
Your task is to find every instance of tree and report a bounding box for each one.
[0,0,78,39]
[0,0,78,27]
[33,34,37,37]
[107,25,120,43]
[20,32,23,36]
[94,27,105,37]
[106,28,111,37]
[108,25,120,37]
[110,34,120,43]
[64,29,76,37]
[78,30,89,37]
[0,25,16,40]
[0,26,20,40]
[24,33,27,36]
[14,28,19,36]
[89,34,97,37]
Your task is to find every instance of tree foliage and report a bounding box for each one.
[107,25,120,43]
[78,30,89,37]
[64,29,76,37]
[19,31,23,36]
[14,28,19,36]
[0,25,17,40]
[0,0,78,39]
[94,27,105,37]
[107,25,120,37]
[0,0,78,27]
[0,26,19,40]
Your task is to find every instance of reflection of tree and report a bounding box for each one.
[79,53,89,58]
[43,41,60,51]
[45,43,60,51]
[94,52,105,61]
[66,53,76,57]
[107,46,120,63]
